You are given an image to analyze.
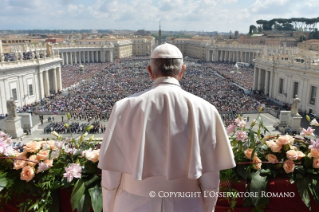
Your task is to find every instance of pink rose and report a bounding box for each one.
[297,151,305,160]
[313,158,319,169]
[37,150,49,161]
[283,160,295,173]
[244,148,257,160]
[277,135,293,145]
[24,141,41,153]
[37,162,49,173]
[27,155,39,167]
[286,150,299,160]
[20,166,35,182]
[252,157,262,170]
[265,154,278,163]
[234,118,240,124]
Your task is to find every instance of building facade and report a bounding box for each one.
[253,55,319,114]
[0,52,62,115]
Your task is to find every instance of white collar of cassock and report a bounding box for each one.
[152,76,181,88]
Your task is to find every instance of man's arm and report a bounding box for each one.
[101,170,122,212]
[199,171,220,212]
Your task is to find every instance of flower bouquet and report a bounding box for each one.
[0,113,102,212]
[221,107,319,211]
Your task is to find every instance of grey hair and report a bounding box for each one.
[150,58,183,77]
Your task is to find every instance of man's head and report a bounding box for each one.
[147,43,186,80]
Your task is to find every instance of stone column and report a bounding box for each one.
[78,52,81,64]
[286,75,292,102]
[253,67,258,90]
[43,70,50,97]
[61,53,64,65]
[91,51,93,62]
[224,50,227,61]
[70,52,73,65]
[51,69,58,93]
[301,79,309,111]
[96,51,99,62]
[74,52,77,64]
[265,71,269,95]
[257,68,262,90]
[0,79,7,114]
[109,50,113,62]
[38,71,44,99]
[56,67,62,91]
[82,51,85,63]
[65,52,68,65]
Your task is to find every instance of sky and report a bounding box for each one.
[1,0,319,33]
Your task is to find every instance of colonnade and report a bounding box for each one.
[214,50,257,64]
[59,50,113,65]
[38,67,62,98]
[253,67,273,97]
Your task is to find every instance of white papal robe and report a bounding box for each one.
[98,76,236,212]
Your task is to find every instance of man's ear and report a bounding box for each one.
[178,64,186,80]
[147,65,156,80]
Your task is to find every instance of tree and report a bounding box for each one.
[249,25,257,34]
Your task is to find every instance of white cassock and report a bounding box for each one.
[98,76,236,212]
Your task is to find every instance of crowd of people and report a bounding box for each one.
[3,51,45,62]
[36,57,271,126]
[209,62,254,90]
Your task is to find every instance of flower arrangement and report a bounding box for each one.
[221,107,319,211]
[0,113,102,212]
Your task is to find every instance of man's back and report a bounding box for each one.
[99,76,235,181]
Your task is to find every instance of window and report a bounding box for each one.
[29,84,33,96]
[293,82,299,98]
[12,88,17,100]
[310,86,317,105]
[279,78,284,94]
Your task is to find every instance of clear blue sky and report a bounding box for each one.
[1,0,318,33]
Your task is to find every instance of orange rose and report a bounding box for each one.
[37,150,49,161]
[13,157,27,170]
[313,158,319,169]
[277,135,293,145]
[252,157,262,170]
[283,160,295,173]
[44,159,53,167]
[266,140,282,153]
[47,140,57,150]
[297,151,305,160]
[308,149,319,158]
[24,141,41,153]
[244,148,257,160]
[265,154,278,163]
[286,150,298,161]
[20,166,35,182]
[27,155,39,167]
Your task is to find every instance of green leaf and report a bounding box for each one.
[249,130,255,147]
[260,169,271,176]
[0,173,8,192]
[84,175,100,188]
[236,165,250,180]
[250,170,269,206]
[88,184,103,212]
[296,177,311,209]
[76,190,91,212]
[71,179,86,211]
[48,190,60,212]
[251,148,257,160]
[309,176,319,205]
[84,161,98,174]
